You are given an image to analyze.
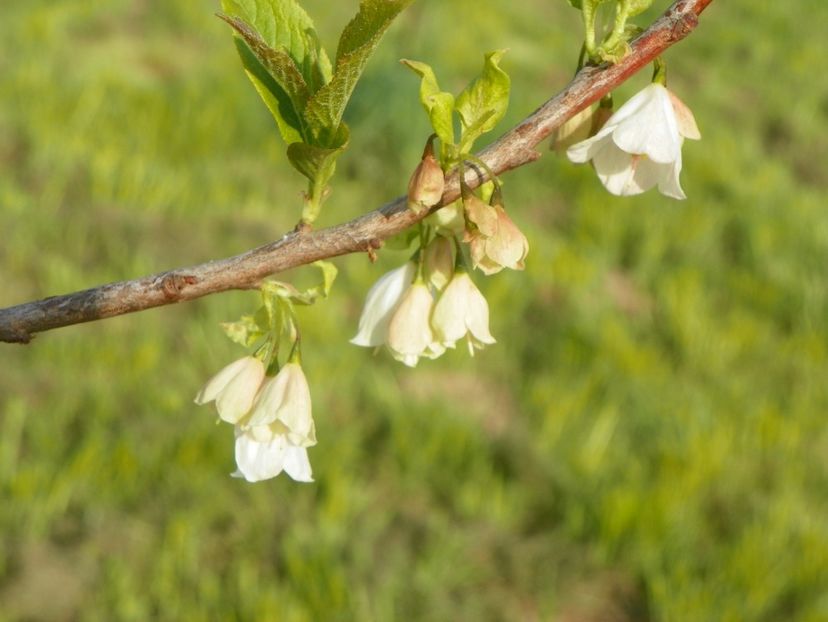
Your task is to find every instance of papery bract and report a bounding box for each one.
[431,271,496,355]
[567,83,700,199]
[194,356,265,424]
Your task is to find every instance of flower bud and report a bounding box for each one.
[407,135,445,213]
[550,105,594,154]
[423,236,455,292]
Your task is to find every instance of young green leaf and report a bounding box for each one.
[400,59,455,149]
[303,0,414,145]
[220,14,310,133]
[628,0,654,17]
[221,314,266,348]
[232,38,305,143]
[221,0,332,91]
[456,50,510,152]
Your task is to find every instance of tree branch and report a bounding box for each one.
[0,0,714,344]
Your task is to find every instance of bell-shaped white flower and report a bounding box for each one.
[567,83,700,199]
[464,194,529,276]
[431,270,496,355]
[386,280,444,367]
[194,356,265,424]
[233,427,314,483]
[351,262,416,347]
[232,362,316,483]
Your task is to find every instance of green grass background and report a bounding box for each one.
[2,1,828,620]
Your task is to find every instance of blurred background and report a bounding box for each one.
[2,1,828,620]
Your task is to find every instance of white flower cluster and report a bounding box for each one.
[195,357,316,483]
[351,240,498,367]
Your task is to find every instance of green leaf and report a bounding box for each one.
[628,0,653,17]
[400,59,455,148]
[221,0,332,91]
[221,314,266,348]
[220,14,310,140]
[286,124,350,185]
[303,0,413,145]
[260,262,338,307]
[456,49,510,152]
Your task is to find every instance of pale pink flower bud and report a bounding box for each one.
[550,105,595,154]
[407,136,445,213]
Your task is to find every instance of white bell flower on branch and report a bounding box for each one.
[386,280,445,367]
[350,262,417,348]
[431,270,496,355]
[233,362,317,483]
[194,356,265,424]
[567,82,700,199]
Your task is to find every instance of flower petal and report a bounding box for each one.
[669,91,701,140]
[194,356,262,405]
[282,445,314,482]
[566,127,614,163]
[592,143,643,196]
[611,85,681,163]
[234,428,287,482]
[387,283,435,359]
[351,262,416,347]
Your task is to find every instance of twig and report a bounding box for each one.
[0,0,714,344]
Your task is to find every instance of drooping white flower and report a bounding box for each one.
[431,270,496,355]
[386,280,444,367]
[351,262,416,348]
[232,362,316,483]
[194,356,265,424]
[567,83,700,199]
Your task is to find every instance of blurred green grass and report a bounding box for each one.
[2,1,828,620]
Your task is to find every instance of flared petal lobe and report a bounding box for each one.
[194,356,265,424]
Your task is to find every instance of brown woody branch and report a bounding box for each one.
[0,0,714,344]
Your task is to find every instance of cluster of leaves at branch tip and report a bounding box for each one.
[194,261,336,483]
[401,49,510,169]
[219,0,414,223]
[565,0,653,63]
